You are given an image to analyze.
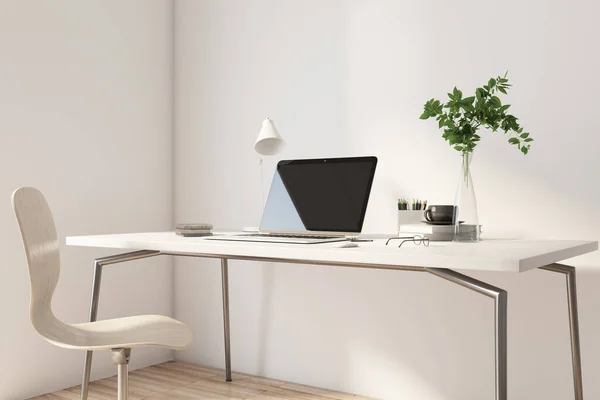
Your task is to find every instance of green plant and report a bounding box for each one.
[419,72,533,154]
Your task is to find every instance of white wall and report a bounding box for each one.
[173,1,600,399]
[0,1,174,399]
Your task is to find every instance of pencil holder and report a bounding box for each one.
[397,210,424,235]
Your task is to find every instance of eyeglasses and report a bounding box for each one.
[385,235,430,248]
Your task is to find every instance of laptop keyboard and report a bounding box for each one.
[244,233,342,240]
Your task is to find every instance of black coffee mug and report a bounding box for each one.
[424,205,455,223]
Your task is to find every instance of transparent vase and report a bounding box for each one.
[453,152,480,241]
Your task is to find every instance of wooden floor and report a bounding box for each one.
[30,361,377,400]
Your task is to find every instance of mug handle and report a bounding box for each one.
[424,209,433,222]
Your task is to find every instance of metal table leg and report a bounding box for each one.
[80,250,160,400]
[221,258,232,382]
[427,268,508,400]
[540,263,583,400]
[80,261,102,400]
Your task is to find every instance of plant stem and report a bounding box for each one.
[462,152,470,189]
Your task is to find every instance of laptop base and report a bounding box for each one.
[205,234,348,245]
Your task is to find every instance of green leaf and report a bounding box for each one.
[499,104,511,112]
[454,146,464,151]
[476,88,484,100]
[453,86,463,100]
[488,78,496,88]
[522,147,529,155]
[498,87,507,94]
[420,112,430,120]
[508,137,520,145]
[520,132,529,138]
[462,96,475,105]
[459,101,475,112]
[524,138,534,142]
[490,96,502,108]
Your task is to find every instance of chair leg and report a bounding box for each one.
[111,348,131,400]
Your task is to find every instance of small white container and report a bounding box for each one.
[397,210,425,235]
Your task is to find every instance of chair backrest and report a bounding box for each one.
[12,187,60,334]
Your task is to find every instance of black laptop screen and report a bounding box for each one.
[259,157,377,233]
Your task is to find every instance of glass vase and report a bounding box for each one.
[453,152,480,241]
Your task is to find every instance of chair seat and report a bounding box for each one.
[41,315,193,351]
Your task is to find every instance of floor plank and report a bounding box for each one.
[27,361,377,400]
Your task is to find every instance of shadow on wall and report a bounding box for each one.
[251,265,600,400]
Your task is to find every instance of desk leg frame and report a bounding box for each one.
[80,250,161,400]
[78,251,584,400]
[540,263,584,400]
[427,268,508,400]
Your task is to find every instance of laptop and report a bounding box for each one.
[206,156,377,244]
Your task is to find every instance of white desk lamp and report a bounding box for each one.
[255,117,285,156]
[245,118,284,232]
[255,118,285,206]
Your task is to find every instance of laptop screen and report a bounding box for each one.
[259,157,377,234]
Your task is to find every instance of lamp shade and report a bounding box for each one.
[255,118,285,156]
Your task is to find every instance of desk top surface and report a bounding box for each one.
[66,232,598,273]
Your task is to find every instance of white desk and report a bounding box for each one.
[67,232,598,400]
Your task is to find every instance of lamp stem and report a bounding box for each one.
[259,157,265,212]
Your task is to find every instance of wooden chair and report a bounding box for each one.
[12,187,193,400]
